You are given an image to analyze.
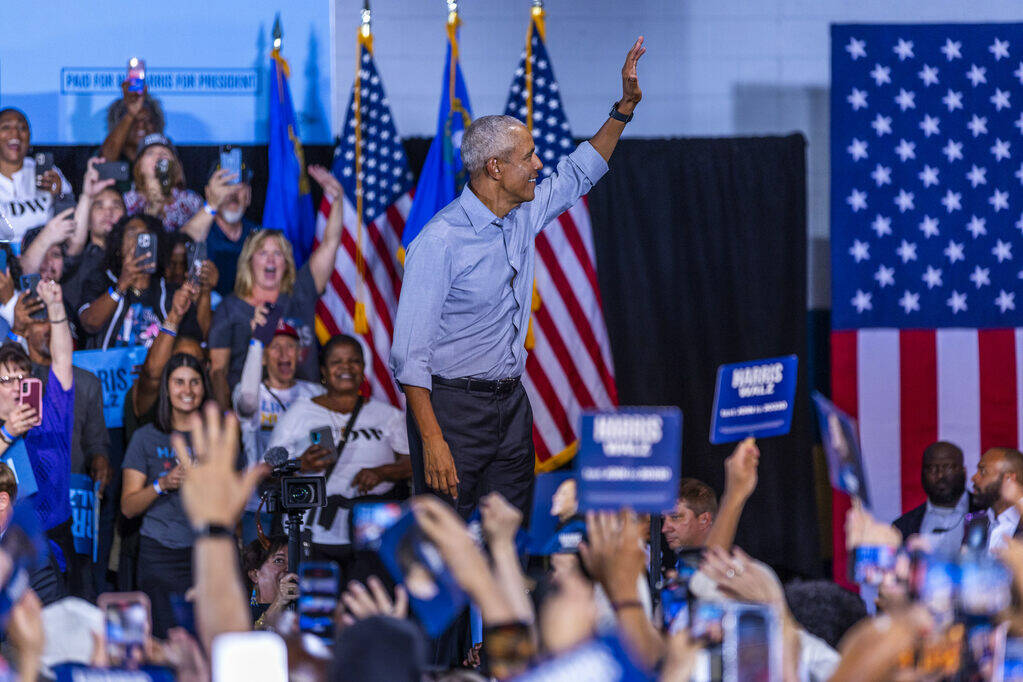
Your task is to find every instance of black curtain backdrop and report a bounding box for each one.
[39,135,818,577]
[586,136,817,578]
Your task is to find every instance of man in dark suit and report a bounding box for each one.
[893,441,968,558]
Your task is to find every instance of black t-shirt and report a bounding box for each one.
[207,219,259,297]
[77,270,201,349]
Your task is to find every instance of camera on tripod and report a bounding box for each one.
[261,448,327,513]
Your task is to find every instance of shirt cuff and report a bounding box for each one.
[571,141,610,184]
[393,365,433,391]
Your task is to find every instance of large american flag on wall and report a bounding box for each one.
[831,24,1023,547]
[315,37,414,408]
[505,9,618,470]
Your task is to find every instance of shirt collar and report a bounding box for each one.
[989,504,1021,527]
[458,184,503,233]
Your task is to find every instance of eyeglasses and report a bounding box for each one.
[0,374,24,386]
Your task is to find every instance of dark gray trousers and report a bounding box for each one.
[406,380,536,520]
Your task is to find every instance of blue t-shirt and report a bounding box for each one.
[24,368,74,531]
[207,218,259,297]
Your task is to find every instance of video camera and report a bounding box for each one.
[261,448,327,514]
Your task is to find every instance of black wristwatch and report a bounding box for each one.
[193,523,234,539]
[609,101,633,124]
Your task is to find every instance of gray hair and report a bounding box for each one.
[460,115,526,176]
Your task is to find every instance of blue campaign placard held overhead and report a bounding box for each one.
[577,408,681,513]
[709,355,798,444]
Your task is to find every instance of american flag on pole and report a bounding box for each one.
[505,7,618,470]
[315,26,414,408]
[831,23,1023,580]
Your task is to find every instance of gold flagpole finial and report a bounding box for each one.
[272,13,283,51]
[360,0,371,39]
[447,0,459,25]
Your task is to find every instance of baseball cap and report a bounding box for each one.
[137,132,174,158]
[273,320,300,340]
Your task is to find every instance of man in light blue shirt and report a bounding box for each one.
[391,38,646,518]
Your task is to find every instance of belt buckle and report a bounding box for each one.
[497,377,517,392]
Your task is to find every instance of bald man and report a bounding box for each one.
[893,442,968,558]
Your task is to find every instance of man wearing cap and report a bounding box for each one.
[233,316,323,543]
[123,133,202,232]
[390,38,646,519]
[180,164,261,296]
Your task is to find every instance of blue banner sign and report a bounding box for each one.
[0,441,37,500]
[577,408,682,513]
[73,346,147,429]
[69,474,98,560]
[709,355,798,444]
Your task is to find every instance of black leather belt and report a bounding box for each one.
[432,375,521,394]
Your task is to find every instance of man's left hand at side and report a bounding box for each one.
[90,454,112,494]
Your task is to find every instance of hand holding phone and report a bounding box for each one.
[298,562,339,646]
[219,146,242,185]
[134,232,156,274]
[126,58,146,93]
[95,161,130,183]
[19,378,43,427]
[98,592,151,670]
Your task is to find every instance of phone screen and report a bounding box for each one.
[220,146,242,184]
[852,545,897,585]
[298,561,339,646]
[33,153,54,179]
[134,232,156,274]
[732,609,772,682]
[127,58,146,93]
[96,161,130,183]
[661,580,689,633]
[19,379,42,425]
[310,426,335,453]
[99,593,151,669]
[352,502,403,550]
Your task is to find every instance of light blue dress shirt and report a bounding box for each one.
[390,141,608,389]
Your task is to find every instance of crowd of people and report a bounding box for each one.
[1,47,1023,682]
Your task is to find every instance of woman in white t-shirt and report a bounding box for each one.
[233,319,323,544]
[0,108,73,243]
[268,334,410,579]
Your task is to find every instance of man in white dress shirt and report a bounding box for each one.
[970,446,1023,553]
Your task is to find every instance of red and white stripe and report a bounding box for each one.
[314,193,412,408]
[527,197,618,465]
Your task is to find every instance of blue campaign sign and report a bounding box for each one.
[68,474,98,560]
[577,408,682,513]
[709,355,798,444]
[0,441,37,500]
[511,635,654,682]
[73,346,147,429]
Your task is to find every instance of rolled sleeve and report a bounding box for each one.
[389,234,453,390]
[529,141,609,233]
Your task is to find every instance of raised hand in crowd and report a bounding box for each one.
[36,168,63,199]
[161,628,210,682]
[480,491,535,624]
[845,498,902,550]
[249,302,269,334]
[36,279,72,388]
[706,436,760,550]
[175,402,268,651]
[131,281,200,419]
[20,207,75,277]
[658,630,701,682]
[11,293,44,339]
[305,164,344,295]
[830,605,933,682]
[337,576,408,627]
[539,567,598,656]
[580,509,665,669]
[117,250,151,294]
[8,589,45,682]
[69,157,117,257]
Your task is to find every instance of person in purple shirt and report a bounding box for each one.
[0,279,77,593]
[390,38,646,522]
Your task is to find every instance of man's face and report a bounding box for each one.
[89,189,125,239]
[661,501,710,551]
[25,320,50,362]
[40,245,63,283]
[264,335,299,385]
[972,450,1007,509]
[220,183,251,223]
[496,125,543,205]
[923,451,967,507]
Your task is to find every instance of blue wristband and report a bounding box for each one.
[107,287,123,303]
[159,326,177,338]
[153,479,165,496]
[0,425,14,443]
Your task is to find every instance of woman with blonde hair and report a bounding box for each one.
[208,165,344,406]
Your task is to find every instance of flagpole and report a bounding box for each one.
[524,0,545,351]
[351,1,372,334]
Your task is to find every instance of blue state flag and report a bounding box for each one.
[264,41,316,266]
[402,24,473,251]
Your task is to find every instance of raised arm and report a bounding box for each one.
[178,404,268,651]
[180,170,237,242]
[234,336,265,418]
[69,158,115,257]
[99,82,145,162]
[36,281,71,390]
[133,283,197,417]
[589,37,645,162]
[705,437,760,550]
[20,208,75,276]
[306,165,343,294]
